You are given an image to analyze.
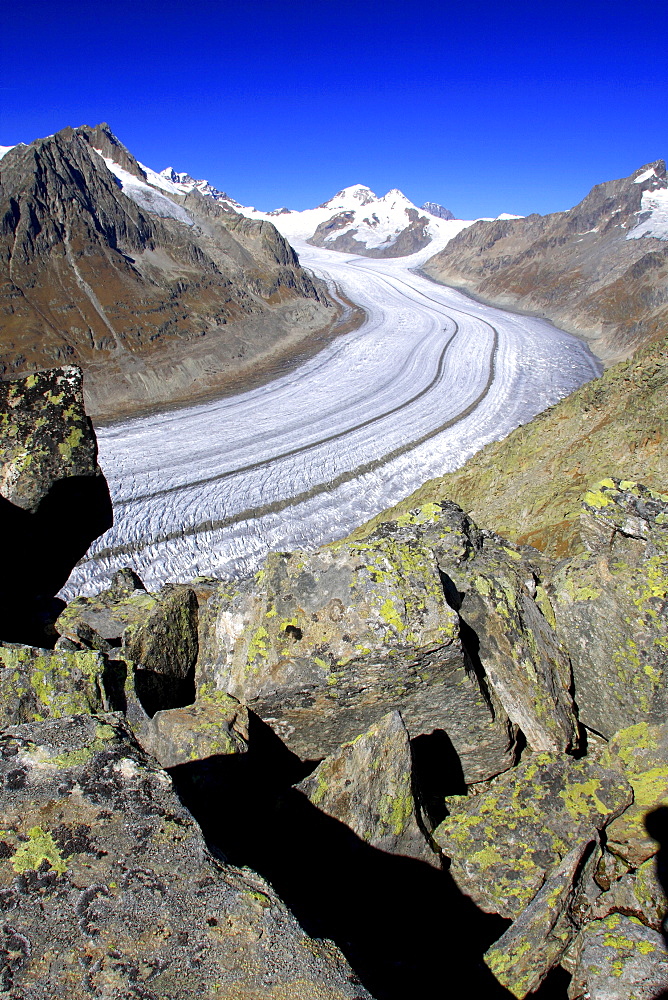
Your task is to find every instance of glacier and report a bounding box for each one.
[62,240,602,598]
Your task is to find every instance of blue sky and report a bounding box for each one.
[1,0,666,218]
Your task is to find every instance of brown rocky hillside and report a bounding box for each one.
[0,124,342,420]
[423,160,668,362]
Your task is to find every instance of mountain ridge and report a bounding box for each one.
[0,123,342,421]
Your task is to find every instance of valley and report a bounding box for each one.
[63,238,600,597]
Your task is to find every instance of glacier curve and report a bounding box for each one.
[62,241,602,597]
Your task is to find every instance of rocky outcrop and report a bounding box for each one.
[296,710,435,864]
[421,202,455,221]
[0,124,339,420]
[0,367,112,645]
[550,481,668,738]
[433,753,631,920]
[0,712,369,998]
[423,160,668,361]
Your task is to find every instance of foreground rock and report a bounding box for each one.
[484,841,597,998]
[296,710,435,865]
[197,520,517,781]
[551,481,668,738]
[600,721,668,866]
[433,752,632,919]
[57,569,198,714]
[0,713,370,999]
[0,367,112,645]
[0,644,120,724]
[569,913,668,1000]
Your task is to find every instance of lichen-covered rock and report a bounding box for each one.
[197,527,516,780]
[569,913,668,1000]
[296,710,435,865]
[433,752,632,919]
[57,571,198,678]
[484,840,597,998]
[0,367,98,513]
[599,721,668,866]
[352,502,578,754]
[0,367,112,646]
[592,858,667,931]
[550,480,668,737]
[143,689,249,768]
[0,643,119,724]
[0,713,371,999]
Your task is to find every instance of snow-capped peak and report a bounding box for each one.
[0,145,16,161]
[321,185,377,210]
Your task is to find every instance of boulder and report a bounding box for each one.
[196,525,517,781]
[0,643,121,723]
[484,840,597,998]
[592,857,666,931]
[354,502,579,753]
[0,712,371,999]
[0,366,98,513]
[296,710,435,864]
[569,913,668,1000]
[0,367,112,644]
[433,752,632,919]
[142,689,249,768]
[57,570,198,715]
[599,721,668,866]
[550,480,668,737]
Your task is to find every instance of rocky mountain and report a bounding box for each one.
[215,184,470,257]
[421,201,455,221]
[0,124,340,420]
[2,367,668,997]
[422,160,668,361]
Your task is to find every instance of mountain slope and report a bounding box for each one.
[422,161,668,362]
[348,329,668,558]
[0,124,339,420]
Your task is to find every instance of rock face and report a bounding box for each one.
[0,712,370,999]
[197,512,518,781]
[0,124,337,421]
[433,752,632,919]
[550,481,668,738]
[0,367,112,645]
[421,202,455,221]
[423,160,668,361]
[296,710,434,864]
[569,913,668,1000]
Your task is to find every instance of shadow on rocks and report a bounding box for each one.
[0,474,112,647]
[170,712,515,1000]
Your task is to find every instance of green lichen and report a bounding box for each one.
[11,826,66,875]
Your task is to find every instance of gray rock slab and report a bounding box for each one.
[569,913,668,1000]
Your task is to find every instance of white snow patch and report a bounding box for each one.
[0,145,14,161]
[634,166,657,184]
[93,151,194,226]
[627,186,668,241]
